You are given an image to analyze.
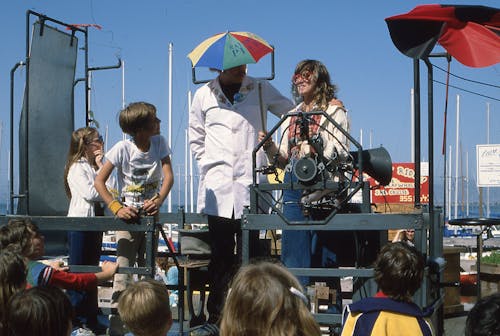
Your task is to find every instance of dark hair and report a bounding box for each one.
[465,293,500,336]
[374,242,424,301]
[6,286,73,336]
[0,219,38,257]
[119,102,157,136]
[0,246,26,335]
[291,59,338,110]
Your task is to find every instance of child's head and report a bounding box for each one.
[374,242,424,302]
[117,279,172,336]
[119,102,160,137]
[0,218,43,259]
[7,286,74,336]
[220,261,321,336]
[64,126,102,197]
[465,293,500,336]
[0,246,26,325]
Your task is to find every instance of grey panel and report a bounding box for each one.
[18,22,77,216]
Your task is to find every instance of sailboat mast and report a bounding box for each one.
[167,42,173,212]
[460,141,464,214]
[184,129,188,208]
[122,60,126,141]
[466,151,469,217]
[486,102,490,217]
[454,95,460,219]
[448,145,452,219]
[188,90,194,213]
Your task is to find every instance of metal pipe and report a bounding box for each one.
[9,61,25,214]
[27,10,86,34]
[413,59,421,207]
[24,11,31,214]
[424,58,434,215]
[85,27,89,125]
[88,57,122,71]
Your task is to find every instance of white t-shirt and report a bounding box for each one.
[106,135,171,208]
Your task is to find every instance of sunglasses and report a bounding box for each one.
[86,135,103,145]
[292,70,313,84]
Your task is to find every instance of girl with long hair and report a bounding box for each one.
[64,126,115,333]
[220,261,321,336]
[259,60,349,312]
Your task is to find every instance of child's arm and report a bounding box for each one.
[392,229,406,243]
[94,260,119,283]
[48,261,118,289]
[142,156,174,216]
[95,161,139,220]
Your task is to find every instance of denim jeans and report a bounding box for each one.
[67,231,103,330]
[281,171,312,287]
[280,171,342,313]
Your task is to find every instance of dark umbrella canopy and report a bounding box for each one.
[385,4,500,67]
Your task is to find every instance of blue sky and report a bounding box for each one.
[1,0,499,208]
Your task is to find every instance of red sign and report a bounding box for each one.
[368,163,429,204]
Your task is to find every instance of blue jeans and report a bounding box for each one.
[280,171,342,313]
[281,171,312,287]
[67,231,103,330]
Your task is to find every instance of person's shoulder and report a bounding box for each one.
[68,158,87,169]
[152,134,166,141]
[112,139,132,150]
[196,80,216,92]
[326,100,347,116]
[106,140,132,161]
[151,134,167,145]
[328,98,345,108]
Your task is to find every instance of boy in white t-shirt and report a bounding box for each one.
[95,102,174,330]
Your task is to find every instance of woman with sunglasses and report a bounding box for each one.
[63,126,115,333]
[259,60,349,311]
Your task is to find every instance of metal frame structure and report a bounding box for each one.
[5,12,191,335]
[241,58,446,333]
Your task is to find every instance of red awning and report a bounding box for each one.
[386,4,500,67]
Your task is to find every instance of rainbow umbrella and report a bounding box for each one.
[188,31,273,70]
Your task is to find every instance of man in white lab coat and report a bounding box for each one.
[189,64,293,335]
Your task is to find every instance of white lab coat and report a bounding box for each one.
[189,75,294,219]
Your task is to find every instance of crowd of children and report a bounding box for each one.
[0,214,498,336]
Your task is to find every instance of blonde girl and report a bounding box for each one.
[220,261,321,336]
[63,126,110,332]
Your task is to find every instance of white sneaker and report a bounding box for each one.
[71,328,96,336]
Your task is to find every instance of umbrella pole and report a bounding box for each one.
[258,81,266,131]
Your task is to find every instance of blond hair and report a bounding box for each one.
[119,102,157,136]
[63,127,99,198]
[220,261,321,336]
[117,279,172,336]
